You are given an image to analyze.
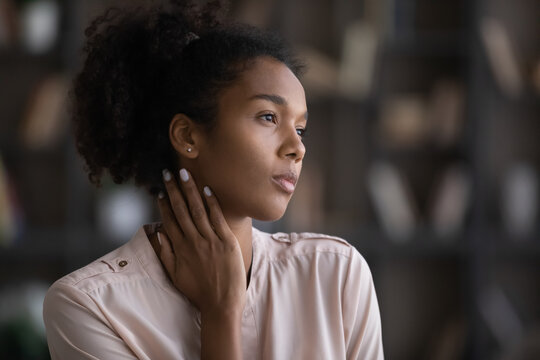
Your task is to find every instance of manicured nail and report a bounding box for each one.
[158,191,165,199]
[157,232,162,246]
[162,169,171,182]
[204,186,212,196]
[179,168,189,182]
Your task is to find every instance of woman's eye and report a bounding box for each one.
[296,127,307,138]
[260,113,276,123]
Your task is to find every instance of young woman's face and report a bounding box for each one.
[195,56,307,221]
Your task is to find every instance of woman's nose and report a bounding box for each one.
[280,126,306,162]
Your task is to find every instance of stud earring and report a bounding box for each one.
[187,148,192,153]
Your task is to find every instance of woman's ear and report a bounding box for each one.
[169,113,201,158]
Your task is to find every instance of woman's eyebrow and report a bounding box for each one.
[249,93,287,105]
[248,93,308,120]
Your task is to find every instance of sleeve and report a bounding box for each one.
[342,248,384,360]
[43,281,138,360]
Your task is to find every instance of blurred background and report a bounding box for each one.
[1,0,539,359]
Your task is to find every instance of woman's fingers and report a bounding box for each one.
[157,191,185,255]
[162,169,199,240]
[177,168,216,241]
[202,186,235,246]
[157,231,175,277]
[161,167,230,249]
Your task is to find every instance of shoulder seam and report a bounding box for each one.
[267,248,352,264]
[77,275,153,295]
[56,267,150,294]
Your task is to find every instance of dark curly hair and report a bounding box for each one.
[71,0,305,196]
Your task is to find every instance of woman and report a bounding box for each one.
[43,1,384,359]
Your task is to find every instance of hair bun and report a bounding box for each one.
[71,1,225,191]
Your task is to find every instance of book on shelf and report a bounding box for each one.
[378,94,429,149]
[429,164,471,239]
[0,154,24,247]
[427,80,464,149]
[378,79,465,150]
[532,58,540,95]
[367,161,417,242]
[0,0,60,53]
[0,0,18,48]
[480,17,523,98]
[19,73,69,150]
[501,162,538,239]
[478,284,524,351]
[367,160,472,242]
[297,45,339,98]
[20,0,60,54]
[337,20,378,100]
[234,0,274,28]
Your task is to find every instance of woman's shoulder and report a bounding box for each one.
[47,226,151,297]
[253,227,365,263]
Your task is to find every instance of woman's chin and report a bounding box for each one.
[251,204,289,222]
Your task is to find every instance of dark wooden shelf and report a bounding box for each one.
[328,225,465,259]
[492,236,540,260]
[0,226,124,267]
[382,33,466,58]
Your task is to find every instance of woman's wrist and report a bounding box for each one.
[199,294,246,320]
[200,307,244,360]
[201,306,243,323]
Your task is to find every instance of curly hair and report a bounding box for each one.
[70,0,305,196]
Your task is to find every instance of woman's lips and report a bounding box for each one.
[271,176,296,194]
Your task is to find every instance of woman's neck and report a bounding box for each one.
[224,216,253,275]
[148,216,253,278]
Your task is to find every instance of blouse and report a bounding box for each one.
[43,222,384,359]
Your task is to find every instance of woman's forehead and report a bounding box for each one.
[227,57,306,109]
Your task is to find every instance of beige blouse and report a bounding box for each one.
[43,223,384,359]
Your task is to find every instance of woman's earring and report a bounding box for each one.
[187,148,192,153]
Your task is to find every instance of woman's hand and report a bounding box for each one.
[156,168,247,316]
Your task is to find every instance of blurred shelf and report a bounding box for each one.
[383,34,466,58]
[4,225,525,263]
[333,226,466,259]
[373,144,467,161]
[0,226,126,266]
[344,228,540,261]
[491,233,540,260]
[0,246,65,265]
[0,47,59,65]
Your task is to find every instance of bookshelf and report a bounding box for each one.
[1,0,539,359]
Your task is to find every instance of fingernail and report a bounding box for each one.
[157,232,162,246]
[179,168,189,182]
[204,186,212,196]
[158,191,165,199]
[162,169,171,182]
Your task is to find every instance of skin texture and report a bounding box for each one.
[155,56,308,359]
